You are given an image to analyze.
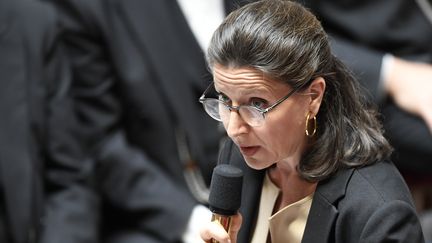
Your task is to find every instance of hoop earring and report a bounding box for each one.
[305,113,317,137]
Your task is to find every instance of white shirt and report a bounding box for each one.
[176,0,225,51]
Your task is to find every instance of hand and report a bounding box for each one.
[200,213,242,243]
[385,57,432,133]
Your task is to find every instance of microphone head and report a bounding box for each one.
[208,164,243,216]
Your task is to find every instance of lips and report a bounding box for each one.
[239,146,259,157]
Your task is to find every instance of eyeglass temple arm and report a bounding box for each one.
[199,82,216,102]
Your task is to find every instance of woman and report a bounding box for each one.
[198,0,425,242]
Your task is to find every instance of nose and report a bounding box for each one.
[225,110,249,138]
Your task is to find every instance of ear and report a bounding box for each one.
[306,77,326,116]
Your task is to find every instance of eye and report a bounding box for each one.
[217,93,231,104]
[250,98,268,109]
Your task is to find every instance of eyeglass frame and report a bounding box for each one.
[198,81,308,126]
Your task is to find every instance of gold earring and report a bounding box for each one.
[305,113,317,137]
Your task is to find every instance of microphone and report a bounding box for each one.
[208,164,243,243]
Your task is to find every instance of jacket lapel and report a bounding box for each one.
[301,193,338,243]
[116,0,213,163]
[301,168,355,243]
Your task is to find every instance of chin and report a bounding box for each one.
[244,157,273,171]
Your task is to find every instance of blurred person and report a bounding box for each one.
[0,0,98,242]
[198,1,425,242]
[297,0,432,183]
[298,0,432,238]
[44,0,254,242]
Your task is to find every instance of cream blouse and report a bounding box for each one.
[251,173,313,243]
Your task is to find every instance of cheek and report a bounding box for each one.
[261,111,306,159]
[222,119,229,131]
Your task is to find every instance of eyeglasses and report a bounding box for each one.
[199,82,302,127]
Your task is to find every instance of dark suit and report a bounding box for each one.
[298,0,432,173]
[45,0,253,242]
[219,140,425,243]
[0,0,97,243]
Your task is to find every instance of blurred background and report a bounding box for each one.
[0,0,431,242]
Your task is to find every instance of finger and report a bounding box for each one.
[228,213,242,243]
[200,221,231,243]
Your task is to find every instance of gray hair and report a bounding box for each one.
[207,0,392,181]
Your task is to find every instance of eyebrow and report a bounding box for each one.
[218,89,273,105]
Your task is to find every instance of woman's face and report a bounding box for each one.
[213,64,312,170]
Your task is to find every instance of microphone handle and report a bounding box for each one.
[211,214,232,243]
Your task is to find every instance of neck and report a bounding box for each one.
[268,161,317,210]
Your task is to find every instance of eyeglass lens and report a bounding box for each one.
[203,99,264,127]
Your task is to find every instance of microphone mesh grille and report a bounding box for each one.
[208,164,243,215]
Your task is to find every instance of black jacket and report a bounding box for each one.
[0,0,97,243]
[298,0,432,172]
[45,0,253,242]
[219,140,425,243]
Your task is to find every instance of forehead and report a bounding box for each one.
[212,64,284,94]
